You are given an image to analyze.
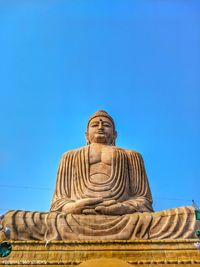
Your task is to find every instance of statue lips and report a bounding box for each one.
[97,130,105,134]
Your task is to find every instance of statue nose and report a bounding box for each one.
[98,121,104,129]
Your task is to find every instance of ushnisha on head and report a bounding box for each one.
[86,110,117,145]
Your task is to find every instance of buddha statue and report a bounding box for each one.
[50,110,153,215]
[0,110,198,241]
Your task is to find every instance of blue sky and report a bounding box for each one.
[0,0,199,213]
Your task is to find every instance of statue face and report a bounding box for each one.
[87,116,116,145]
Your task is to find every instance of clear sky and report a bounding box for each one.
[0,0,199,214]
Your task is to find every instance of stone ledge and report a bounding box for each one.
[1,239,200,266]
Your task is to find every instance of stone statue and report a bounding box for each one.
[0,110,198,241]
[50,110,153,215]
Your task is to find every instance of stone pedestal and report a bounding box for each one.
[1,240,200,266]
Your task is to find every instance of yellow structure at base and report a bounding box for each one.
[1,240,200,267]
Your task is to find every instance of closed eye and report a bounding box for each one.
[103,123,112,127]
[90,123,99,127]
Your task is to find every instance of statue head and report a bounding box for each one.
[86,110,117,145]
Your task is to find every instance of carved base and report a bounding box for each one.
[1,240,200,266]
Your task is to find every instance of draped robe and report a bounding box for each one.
[0,146,198,241]
[50,146,153,213]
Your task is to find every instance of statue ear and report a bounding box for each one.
[112,131,117,146]
[85,132,90,145]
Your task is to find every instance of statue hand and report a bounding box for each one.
[100,200,117,206]
[82,200,117,215]
[82,209,98,215]
[82,200,125,215]
[62,198,103,214]
[95,202,136,215]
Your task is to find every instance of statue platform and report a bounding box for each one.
[1,239,200,267]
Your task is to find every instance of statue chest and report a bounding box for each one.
[88,145,113,184]
[71,146,130,201]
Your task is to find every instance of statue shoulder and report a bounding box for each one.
[60,146,87,159]
[122,148,143,159]
[113,146,143,160]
